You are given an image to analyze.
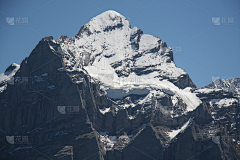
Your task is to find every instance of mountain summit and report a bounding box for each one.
[76,10,131,37]
[52,10,200,115]
[0,10,239,160]
[55,10,196,98]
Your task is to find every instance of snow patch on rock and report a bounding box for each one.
[167,117,193,140]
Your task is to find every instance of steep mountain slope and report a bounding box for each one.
[57,10,196,89]
[53,10,200,118]
[0,10,239,160]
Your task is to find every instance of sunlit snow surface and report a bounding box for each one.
[210,98,238,108]
[53,10,201,115]
[194,88,222,94]
[167,117,193,140]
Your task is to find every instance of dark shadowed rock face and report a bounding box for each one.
[0,38,105,160]
[0,10,240,160]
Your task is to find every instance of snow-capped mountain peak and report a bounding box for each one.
[56,10,191,86]
[76,10,130,37]
[50,10,200,118]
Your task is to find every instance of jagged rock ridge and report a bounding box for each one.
[205,78,240,97]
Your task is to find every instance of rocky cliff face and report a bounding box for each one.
[0,10,239,160]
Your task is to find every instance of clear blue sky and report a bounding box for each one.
[0,0,239,88]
